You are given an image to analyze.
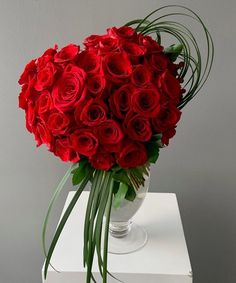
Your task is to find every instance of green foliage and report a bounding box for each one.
[71,159,91,186]
[146,141,160,163]
[112,168,131,186]
[43,168,93,280]
[164,43,183,61]
[113,182,129,209]
[125,186,136,201]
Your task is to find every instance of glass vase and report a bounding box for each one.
[108,172,150,254]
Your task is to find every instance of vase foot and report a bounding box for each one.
[108,223,148,254]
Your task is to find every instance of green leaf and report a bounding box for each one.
[146,141,160,163]
[112,169,130,186]
[125,186,136,201]
[164,43,183,61]
[151,133,162,141]
[113,183,129,209]
[71,160,89,186]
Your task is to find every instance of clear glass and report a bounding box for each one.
[108,171,150,254]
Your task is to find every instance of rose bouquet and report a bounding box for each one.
[18,5,213,283]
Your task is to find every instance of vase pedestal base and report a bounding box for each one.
[108,222,148,254]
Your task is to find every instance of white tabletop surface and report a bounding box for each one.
[43,192,192,282]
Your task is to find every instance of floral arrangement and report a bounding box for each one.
[18,5,213,283]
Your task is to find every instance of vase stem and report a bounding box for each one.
[109,220,132,238]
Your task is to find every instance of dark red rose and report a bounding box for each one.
[25,102,36,133]
[109,84,133,119]
[37,45,58,70]
[70,129,98,157]
[131,87,161,117]
[77,51,101,74]
[121,41,146,59]
[42,45,58,57]
[54,137,80,162]
[150,53,170,72]
[162,127,176,145]
[116,139,148,169]
[52,64,86,111]
[35,62,56,91]
[36,90,52,116]
[152,104,181,132]
[75,99,107,126]
[124,113,152,142]
[83,34,101,48]
[54,44,79,63]
[97,119,124,145]
[33,120,52,147]
[100,141,123,153]
[131,65,151,87]
[107,26,136,40]
[98,36,119,54]
[87,74,106,97]
[18,60,37,85]
[103,52,132,83]
[47,112,70,135]
[138,35,163,54]
[89,151,115,171]
[19,84,29,110]
[158,70,181,102]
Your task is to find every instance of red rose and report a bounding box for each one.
[158,70,181,102]
[124,113,152,142]
[138,35,163,54]
[37,46,57,69]
[131,87,161,117]
[98,36,119,54]
[116,139,148,169]
[77,51,101,74]
[18,60,37,85]
[107,26,136,40]
[103,52,132,83]
[47,112,70,135]
[36,90,52,116]
[75,99,107,126]
[150,53,170,72]
[131,65,151,87]
[52,64,86,111]
[33,120,52,147]
[109,84,133,119]
[87,74,106,97]
[97,119,124,144]
[42,45,58,57]
[54,137,80,162]
[54,44,79,63]
[19,84,29,110]
[121,42,145,58]
[89,151,115,171]
[71,129,98,157]
[162,127,176,145]
[152,104,181,132]
[83,34,101,48]
[35,62,56,91]
[25,102,36,133]
[100,141,123,153]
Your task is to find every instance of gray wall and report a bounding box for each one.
[0,0,235,282]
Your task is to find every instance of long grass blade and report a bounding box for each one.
[43,168,93,279]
